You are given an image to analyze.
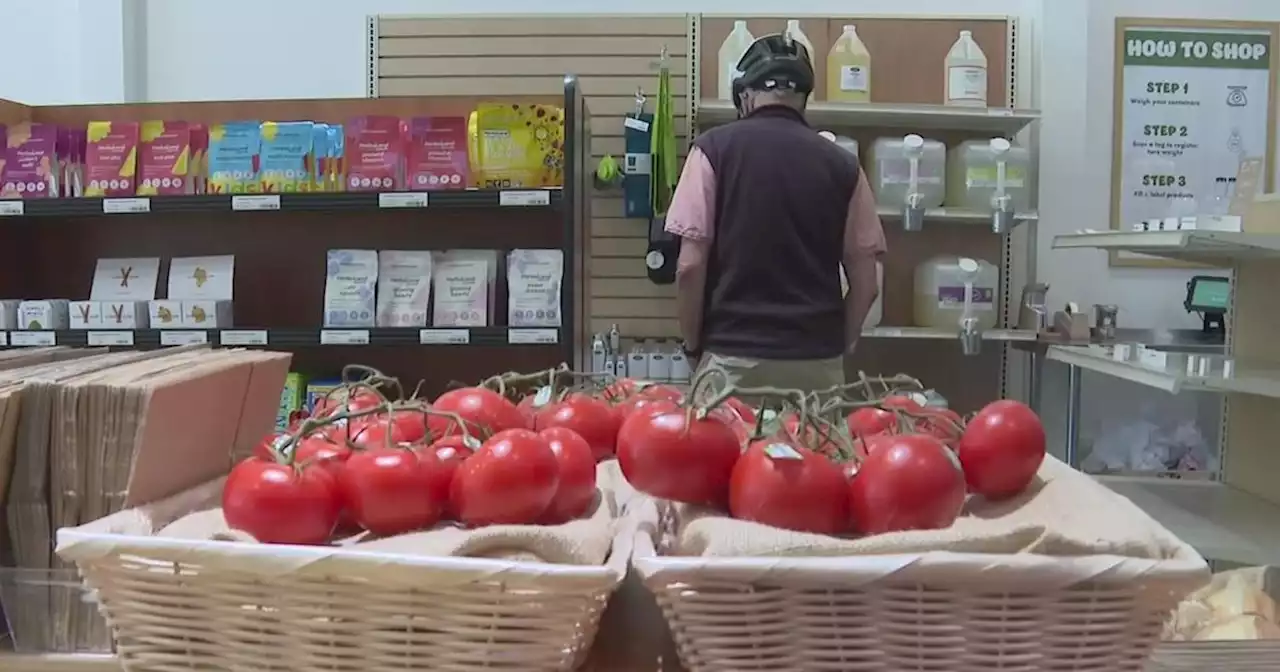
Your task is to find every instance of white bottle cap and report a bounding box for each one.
[961,30,973,38]
[903,134,925,149]
[734,20,747,29]
[818,130,837,142]
[844,24,857,33]
[958,258,980,273]
[787,19,801,29]
[989,137,1012,154]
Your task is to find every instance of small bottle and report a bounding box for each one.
[668,343,691,384]
[827,24,872,103]
[718,21,756,100]
[785,20,816,63]
[649,342,671,382]
[945,30,988,107]
[607,323,621,356]
[590,333,607,373]
[627,343,650,380]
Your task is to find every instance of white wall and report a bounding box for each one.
[0,0,136,105]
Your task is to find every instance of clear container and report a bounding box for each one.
[869,136,946,209]
[913,255,999,330]
[827,24,872,103]
[718,20,755,101]
[945,30,988,106]
[945,139,1033,212]
[818,131,859,159]
[840,260,882,328]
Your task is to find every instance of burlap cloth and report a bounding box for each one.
[86,460,635,566]
[668,456,1186,559]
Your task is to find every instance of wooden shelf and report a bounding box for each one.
[1047,345,1280,398]
[1052,230,1280,266]
[697,99,1040,135]
[1099,476,1280,567]
[0,327,561,350]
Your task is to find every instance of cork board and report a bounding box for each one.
[376,14,692,341]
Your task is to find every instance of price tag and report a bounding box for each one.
[420,329,470,345]
[507,328,558,345]
[321,329,370,345]
[987,108,1015,117]
[160,330,209,346]
[500,190,551,207]
[379,192,429,208]
[0,200,24,216]
[871,327,904,338]
[11,331,55,347]
[220,330,269,346]
[87,331,134,346]
[103,198,151,214]
[623,117,651,132]
[232,195,281,211]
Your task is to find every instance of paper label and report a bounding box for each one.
[966,166,1026,189]
[938,286,996,310]
[623,117,651,132]
[160,330,208,346]
[220,330,268,345]
[500,190,550,207]
[232,195,281,211]
[11,331,55,347]
[532,386,553,407]
[103,198,151,214]
[87,331,134,346]
[320,329,370,345]
[840,65,870,93]
[0,200,24,216]
[508,328,558,344]
[420,329,469,345]
[764,443,804,460]
[947,65,988,102]
[379,192,429,208]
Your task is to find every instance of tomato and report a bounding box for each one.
[846,407,897,439]
[958,400,1046,500]
[535,394,621,460]
[451,428,560,526]
[729,440,849,534]
[916,407,965,449]
[313,389,385,420]
[347,414,426,450]
[637,384,684,403]
[779,413,840,457]
[882,394,925,413]
[616,406,741,507]
[722,397,758,426]
[223,458,341,545]
[538,427,598,524]
[516,394,544,428]
[602,378,639,403]
[252,432,290,461]
[614,395,680,423]
[848,434,966,535]
[339,448,453,536]
[420,435,477,519]
[432,387,529,438]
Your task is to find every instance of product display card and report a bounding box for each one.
[169,255,235,301]
[89,257,161,302]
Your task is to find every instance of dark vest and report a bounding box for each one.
[693,105,859,360]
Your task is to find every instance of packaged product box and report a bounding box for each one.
[0,123,59,199]
[431,250,494,328]
[406,117,468,191]
[190,124,209,195]
[69,301,103,329]
[18,300,70,330]
[507,249,564,327]
[326,124,345,192]
[277,372,306,430]
[137,121,194,196]
[305,378,343,413]
[101,301,149,329]
[468,103,565,189]
[260,121,315,193]
[323,249,377,327]
[85,121,141,197]
[311,123,331,191]
[344,116,404,192]
[208,121,261,194]
[376,250,433,327]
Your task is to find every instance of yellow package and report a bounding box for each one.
[468,103,565,189]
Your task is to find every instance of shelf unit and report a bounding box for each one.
[1050,196,1280,567]
[0,78,589,396]
[690,15,1039,413]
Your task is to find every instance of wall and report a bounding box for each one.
[0,0,137,105]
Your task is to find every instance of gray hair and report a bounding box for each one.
[741,88,807,115]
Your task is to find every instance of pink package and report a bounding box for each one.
[85,121,141,197]
[406,117,468,191]
[0,123,59,199]
[344,116,405,192]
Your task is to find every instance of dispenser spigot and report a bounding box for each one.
[988,138,1014,234]
[901,134,926,232]
[955,257,984,356]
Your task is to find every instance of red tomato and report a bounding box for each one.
[223,458,341,545]
[420,435,477,519]
[348,414,426,450]
[313,390,385,419]
[252,432,290,461]
[339,448,453,535]
[729,440,849,534]
[538,427,598,524]
[451,428,560,526]
[516,394,543,428]
[292,435,356,531]
[916,407,965,449]
[616,406,741,507]
[722,397,757,426]
[779,413,839,456]
[637,384,684,403]
[614,395,680,423]
[882,394,925,413]
[846,407,897,439]
[535,394,621,460]
[958,400,1046,500]
[432,387,528,438]
[602,378,639,403]
[848,434,966,535]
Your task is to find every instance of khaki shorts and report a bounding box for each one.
[697,352,844,404]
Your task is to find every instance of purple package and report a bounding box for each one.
[1,123,59,199]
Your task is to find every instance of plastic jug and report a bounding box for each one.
[913,256,999,330]
[945,30,988,106]
[869,136,946,209]
[718,21,755,101]
[945,139,1033,212]
[819,130,859,159]
[784,20,816,65]
[827,24,872,103]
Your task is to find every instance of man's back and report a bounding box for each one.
[693,105,860,360]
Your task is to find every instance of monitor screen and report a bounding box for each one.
[1189,277,1230,311]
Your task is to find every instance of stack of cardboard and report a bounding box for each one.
[0,346,289,653]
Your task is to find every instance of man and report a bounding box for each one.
[664,32,886,393]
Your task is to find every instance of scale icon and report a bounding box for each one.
[1227,85,1248,107]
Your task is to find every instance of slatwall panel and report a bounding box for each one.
[375,15,691,340]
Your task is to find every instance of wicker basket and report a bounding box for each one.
[55,496,632,671]
[631,500,1209,672]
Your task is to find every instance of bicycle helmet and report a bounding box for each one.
[731,32,816,115]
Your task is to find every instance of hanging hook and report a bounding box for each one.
[634,87,647,116]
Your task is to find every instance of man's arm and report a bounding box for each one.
[663,147,717,354]
[843,169,887,353]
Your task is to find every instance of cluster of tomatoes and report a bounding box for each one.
[612,383,1047,537]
